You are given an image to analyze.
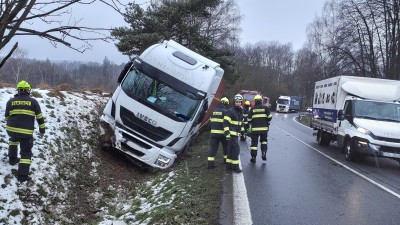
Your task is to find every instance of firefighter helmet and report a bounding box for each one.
[234,94,244,102]
[254,94,262,101]
[16,80,31,93]
[245,100,251,106]
[220,97,229,105]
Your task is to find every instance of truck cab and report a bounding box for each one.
[101,40,224,169]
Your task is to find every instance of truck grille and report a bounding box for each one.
[120,106,173,141]
[380,146,400,154]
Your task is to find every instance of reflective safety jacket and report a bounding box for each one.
[210,104,227,137]
[223,106,243,139]
[5,93,45,137]
[248,102,272,134]
[242,106,250,131]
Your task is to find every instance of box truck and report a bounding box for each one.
[100,40,224,169]
[276,96,302,113]
[311,75,400,163]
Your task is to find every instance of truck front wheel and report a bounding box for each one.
[344,139,355,161]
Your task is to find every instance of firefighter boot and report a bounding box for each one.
[226,163,232,171]
[232,165,242,173]
[262,150,267,161]
[250,155,256,163]
[240,134,245,142]
[208,161,216,169]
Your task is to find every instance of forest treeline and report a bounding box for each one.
[1,0,400,108]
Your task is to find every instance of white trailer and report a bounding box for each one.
[101,40,224,169]
[311,75,400,163]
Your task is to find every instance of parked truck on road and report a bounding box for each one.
[100,40,224,169]
[276,96,302,113]
[311,75,400,164]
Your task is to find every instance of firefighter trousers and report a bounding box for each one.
[226,137,240,170]
[250,132,268,157]
[8,135,33,177]
[207,136,228,167]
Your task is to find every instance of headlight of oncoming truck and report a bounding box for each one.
[355,125,371,135]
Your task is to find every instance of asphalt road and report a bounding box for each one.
[238,112,400,225]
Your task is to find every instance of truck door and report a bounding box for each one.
[337,100,352,146]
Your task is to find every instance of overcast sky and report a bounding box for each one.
[1,0,326,65]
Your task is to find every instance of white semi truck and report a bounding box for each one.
[100,40,224,169]
[311,75,400,163]
[276,95,301,113]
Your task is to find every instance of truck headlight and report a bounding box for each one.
[155,154,171,168]
[356,126,371,135]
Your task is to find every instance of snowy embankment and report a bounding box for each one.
[0,88,107,224]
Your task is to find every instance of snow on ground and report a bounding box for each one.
[0,87,107,224]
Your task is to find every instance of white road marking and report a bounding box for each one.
[274,123,400,199]
[233,160,253,225]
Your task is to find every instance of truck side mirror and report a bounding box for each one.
[338,110,344,121]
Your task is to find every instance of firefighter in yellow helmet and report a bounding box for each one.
[248,94,272,163]
[240,100,251,141]
[207,97,230,169]
[224,94,244,173]
[5,80,46,182]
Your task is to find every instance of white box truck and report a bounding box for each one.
[311,75,400,163]
[100,40,224,169]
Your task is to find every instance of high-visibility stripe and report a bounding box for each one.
[261,141,268,144]
[6,126,34,135]
[211,118,223,123]
[231,160,239,165]
[224,116,232,122]
[229,120,241,126]
[36,113,43,119]
[9,141,20,146]
[229,131,239,136]
[10,109,35,116]
[208,157,215,161]
[250,146,258,150]
[252,127,268,131]
[19,158,31,165]
[211,130,224,134]
[39,124,46,128]
[253,114,267,118]
[226,159,232,163]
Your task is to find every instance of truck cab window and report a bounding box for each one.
[121,68,200,121]
[343,101,352,117]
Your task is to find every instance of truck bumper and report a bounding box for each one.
[352,137,400,159]
[101,115,177,169]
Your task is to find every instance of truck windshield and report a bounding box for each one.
[121,68,200,121]
[242,94,256,101]
[354,100,400,122]
[277,99,289,105]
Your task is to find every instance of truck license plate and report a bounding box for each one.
[381,152,400,158]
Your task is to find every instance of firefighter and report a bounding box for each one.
[240,100,251,141]
[224,94,244,173]
[207,97,230,169]
[5,80,46,182]
[248,94,272,163]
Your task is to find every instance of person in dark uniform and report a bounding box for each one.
[224,94,244,173]
[240,100,251,141]
[207,97,230,169]
[248,94,272,163]
[5,80,46,182]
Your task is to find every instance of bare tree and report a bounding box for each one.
[0,0,126,69]
[8,47,29,83]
